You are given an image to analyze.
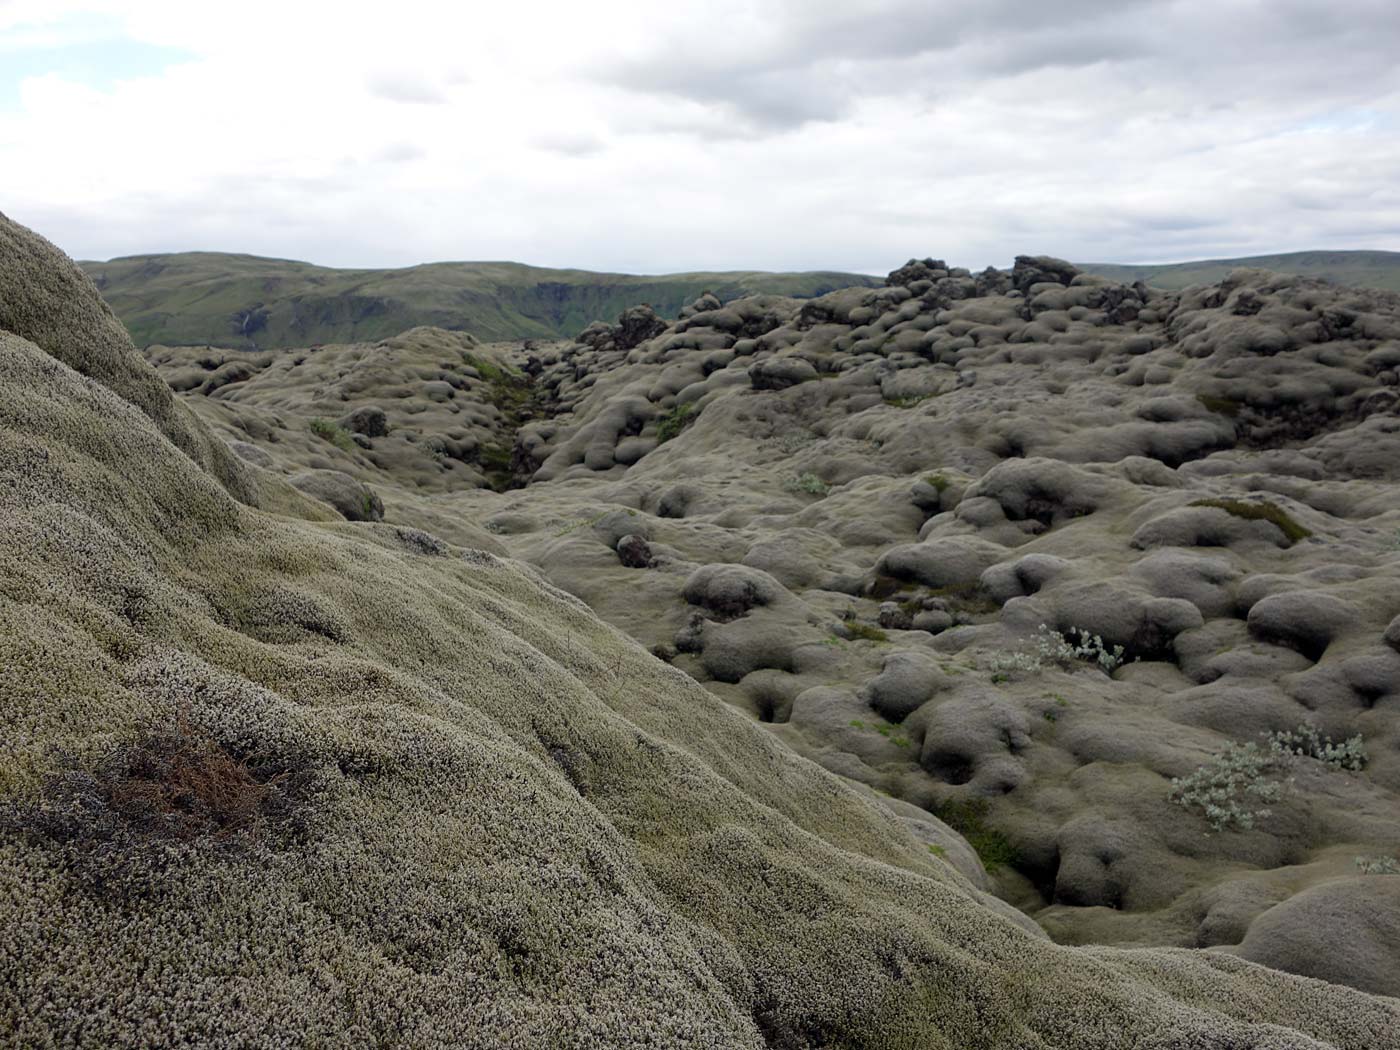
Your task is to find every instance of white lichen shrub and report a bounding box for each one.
[987,649,1045,680]
[1354,855,1400,875]
[1268,724,1367,771]
[1172,723,1368,833]
[1169,742,1291,833]
[1050,626,1127,673]
[988,624,1126,680]
[772,432,815,455]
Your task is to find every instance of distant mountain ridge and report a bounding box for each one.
[78,252,882,349]
[1078,249,1400,293]
[80,248,1400,350]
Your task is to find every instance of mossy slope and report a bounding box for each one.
[4,213,1398,1047]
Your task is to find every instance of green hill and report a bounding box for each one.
[81,248,1400,352]
[1080,250,1400,292]
[79,252,881,349]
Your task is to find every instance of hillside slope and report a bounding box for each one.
[80,248,1400,353]
[78,252,880,349]
[7,223,1400,1047]
[1081,250,1400,292]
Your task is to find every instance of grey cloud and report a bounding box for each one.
[605,0,1165,129]
[365,72,446,105]
[370,142,426,164]
[967,27,1151,77]
[1131,214,1225,234]
[531,132,606,157]
[620,107,767,143]
[622,67,851,133]
[604,0,1400,133]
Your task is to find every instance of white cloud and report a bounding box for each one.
[1,0,1399,272]
[365,72,448,106]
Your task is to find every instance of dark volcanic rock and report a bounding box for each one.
[1011,254,1081,294]
[617,533,653,568]
[341,405,389,437]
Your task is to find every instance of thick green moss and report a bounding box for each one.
[464,352,517,385]
[1190,498,1312,544]
[885,393,935,408]
[1195,394,1242,417]
[930,798,1017,873]
[308,417,355,453]
[785,472,830,496]
[841,622,889,643]
[656,403,698,443]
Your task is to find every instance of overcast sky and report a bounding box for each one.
[2,0,1398,274]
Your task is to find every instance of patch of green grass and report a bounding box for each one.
[922,473,951,492]
[1195,394,1242,417]
[479,444,512,470]
[925,582,1000,617]
[851,718,911,747]
[553,508,636,538]
[309,417,355,453]
[885,393,934,408]
[873,728,918,750]
[785,472,830,497]
[464,352,515,384]
[842,622,889,643]
[1189,498,1312,545]
[926,843,947,858]
[481,373,530,414]
[930,798,1017,873]
[656,403,698,443]
[463,356,538,491]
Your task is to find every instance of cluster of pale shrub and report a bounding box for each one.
[1354,855,1400,875]
[988,623,1128,680]
[1171,726,1368,832]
